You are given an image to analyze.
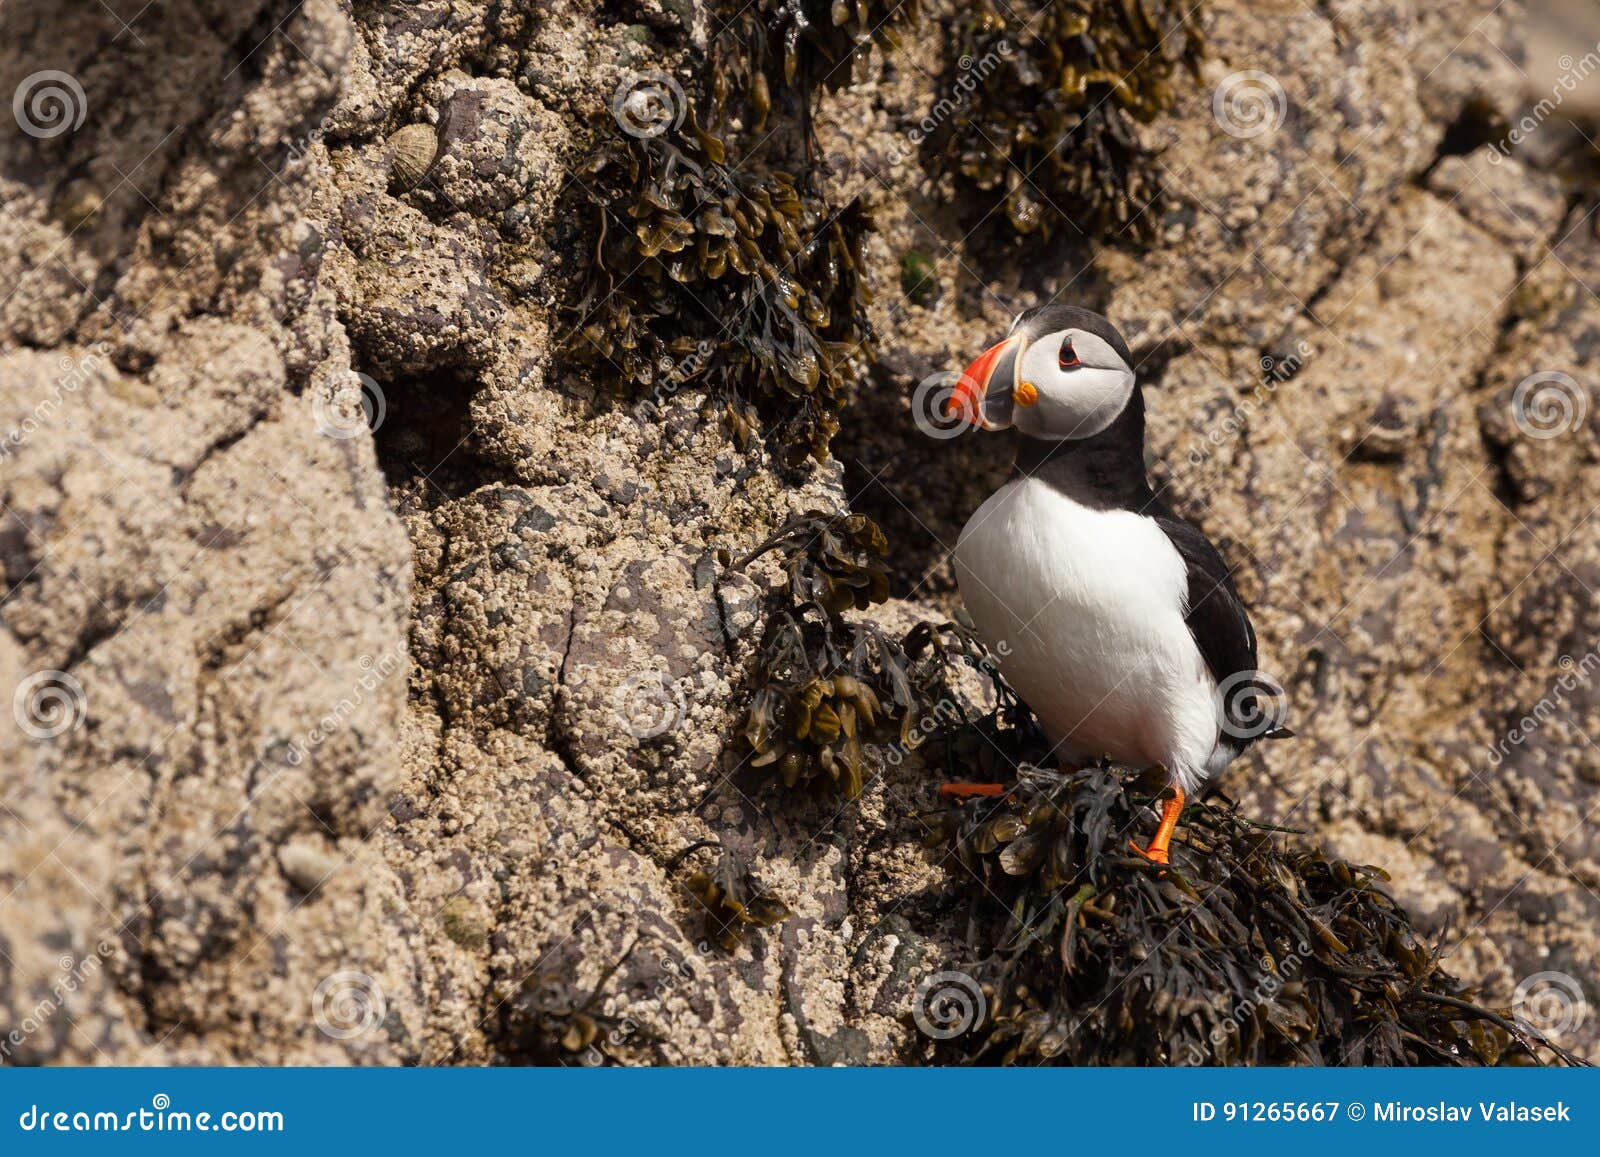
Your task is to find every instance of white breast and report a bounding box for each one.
[952,478,1222,792]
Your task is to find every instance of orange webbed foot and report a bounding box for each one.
[1128,839,1171,865]
[1132,786,1185,867]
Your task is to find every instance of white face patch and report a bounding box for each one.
[1014,328,1135,440]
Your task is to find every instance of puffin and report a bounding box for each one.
[942,304,1288,865]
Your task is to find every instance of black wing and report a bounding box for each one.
[1153,509,1294,747]
[1150,509,1257,689]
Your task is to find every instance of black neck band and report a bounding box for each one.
[1011,391,1153,512]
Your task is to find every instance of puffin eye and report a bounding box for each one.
[1058,339,1080,369]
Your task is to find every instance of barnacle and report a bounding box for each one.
[937,0,1205,241]
[924,762,1580,1066]
[562,114,874,465]
[684,849,793,951]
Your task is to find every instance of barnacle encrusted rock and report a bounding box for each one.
[422,78,566,222]
[2,0,1598,1065]
[332,193,505,375]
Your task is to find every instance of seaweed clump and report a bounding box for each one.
[710,1,923,133]
[730,520,1029,799]
[730,510,921,798]
[565,113,874,465]
[683,846,794,951]
[502,942,639,1066]
[923,762,1579,1066]
[939,0,1204,240]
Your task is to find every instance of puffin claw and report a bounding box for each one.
[1129,838,1170,865]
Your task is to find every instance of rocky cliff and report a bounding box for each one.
[1,0,1595,1064]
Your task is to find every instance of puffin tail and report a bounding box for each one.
[1261,725,1296,740]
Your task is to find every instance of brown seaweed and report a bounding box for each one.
[502,939,641,1066]
[710,0,923,135]
[936,0,1205,241]
[562,112,874,465]
[683,848,794,951]
[730,510,919,797]
[923,761,1582,1066]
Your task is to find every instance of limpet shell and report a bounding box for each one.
[387,123,439,192]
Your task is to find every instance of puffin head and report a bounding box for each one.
[949,305,1137,440]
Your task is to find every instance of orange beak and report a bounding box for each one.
[947,334,1024,431]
